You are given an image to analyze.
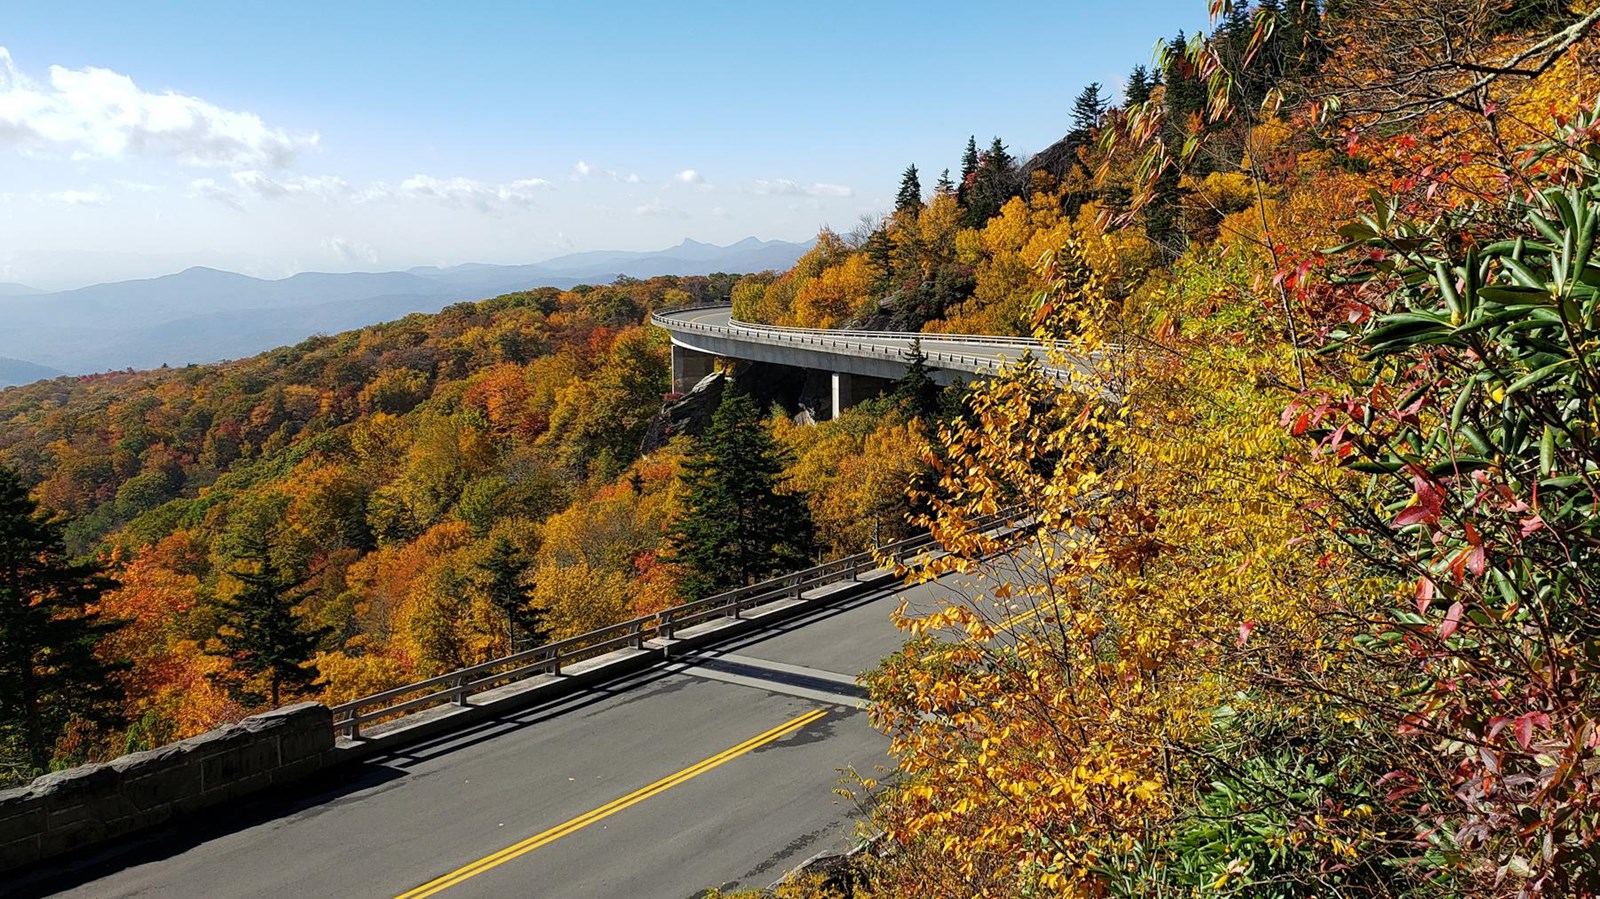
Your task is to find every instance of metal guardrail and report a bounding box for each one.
[329,510,1019,739]
[652,306,1073,379]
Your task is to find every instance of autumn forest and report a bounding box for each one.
[5,0,1600,895]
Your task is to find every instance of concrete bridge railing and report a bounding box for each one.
[327,509,1020,739]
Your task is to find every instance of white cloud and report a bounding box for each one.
[752,179,853,198]
[0,46,314,168]
[48,188,107,206]
[675,169,704,185]
[393,174,553,211]
[188,170,554,213]
[189,177,245,211]
[709,205,732,219]
[572,159,642,184]
[232,170,350,201]
[633,198,688,219]
[323,237,378,264]
[113,179,161,193]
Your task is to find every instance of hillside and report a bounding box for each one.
[0,268,924,758]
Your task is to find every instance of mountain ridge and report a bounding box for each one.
[0,238,810,381]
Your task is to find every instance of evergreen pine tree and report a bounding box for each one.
[207,534,328,708]
[895,164,923,214]
[1125,65,1152,107]
[475,536,546,651]
[1163,32,1206,120]
[894,338,942,420]
[986,137,1014,174]
[957,136,980,206]
[1070,83,1108,139]
[667,387,813,599]
[934,168,954,196]
[964,137,1017,228]
[0,466,127,773]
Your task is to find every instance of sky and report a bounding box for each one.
[0,1,1207,289]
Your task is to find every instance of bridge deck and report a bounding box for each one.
[654,305,1069,384]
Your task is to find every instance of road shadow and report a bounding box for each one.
[6,761,405,898]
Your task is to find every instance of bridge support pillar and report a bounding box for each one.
[830,372,854,420]
[671,344,716,394]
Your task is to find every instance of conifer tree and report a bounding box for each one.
[667,387,813,600]
[895,338,943,421]
[1163,31,1206,120]
[985,136,1014,174]
[964,137,1017,228]
[895,164,923,214]
[1070,82,1107,139]
[0,466,127,773]
[474,536,546,651]
[957,136,980,206]
[1125,65,1152,107]
[934,168,954,196]
[207,534,328,708]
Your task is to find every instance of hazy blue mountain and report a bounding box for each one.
[0,283,43,297]
[0,357,65,389]
[0,238,806,375]
[407,237,810,292]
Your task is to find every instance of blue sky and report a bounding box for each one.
[1,1,1207,288]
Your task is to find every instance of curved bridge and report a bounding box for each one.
[652,305,1060,416]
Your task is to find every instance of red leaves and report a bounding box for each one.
[1237,620,1256,648]
[1488,712,1551,751]
[1439,601,1463,640]
[1416,576,1436,614]
[1394,471,1446,527]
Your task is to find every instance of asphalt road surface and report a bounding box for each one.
[20,575,984,899]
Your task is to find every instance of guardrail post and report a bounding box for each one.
[343,714,361,741]
[451,674,468,706]
[632,621,645,650]
[549,646,562,676]
[727,599,742,620]
[659,612,674,642]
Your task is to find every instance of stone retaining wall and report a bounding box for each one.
[0,702,333,873]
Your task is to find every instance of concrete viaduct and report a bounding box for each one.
[652,305,1053,418]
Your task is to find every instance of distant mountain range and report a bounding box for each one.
[0,237,809,386]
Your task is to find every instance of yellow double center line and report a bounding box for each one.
[997,598,1062,631]
[395,708,828,898]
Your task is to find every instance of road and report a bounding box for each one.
[20,574,986,899]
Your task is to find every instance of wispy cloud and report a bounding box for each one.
[633,198,688,219]
[0,46,314,168]
[189,177,246,211]
[47,188,107,206]
[233,170,351,201]
[323,236,378,263]
[391,174,553,211]
[190,171,554,213]
[752,179,853,198]
[675,169,704,185]
[572,160,642,184]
